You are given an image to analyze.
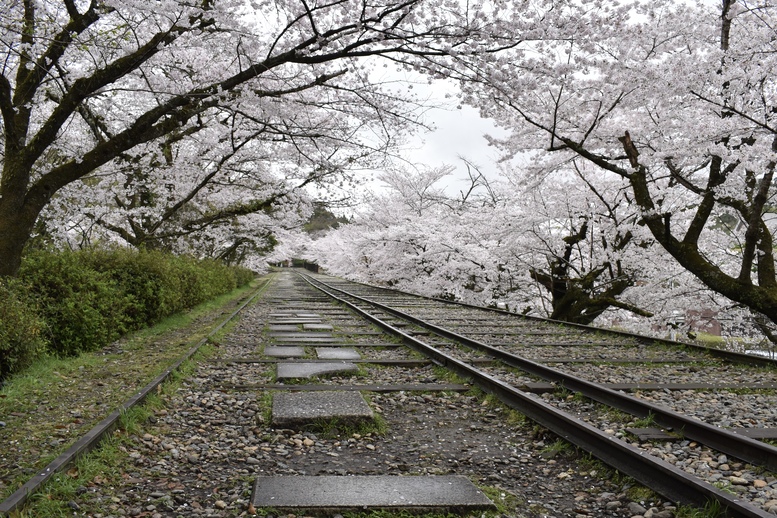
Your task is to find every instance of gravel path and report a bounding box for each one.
[20,271,777,516]
[56,272,680,518]
[307,271,777,515]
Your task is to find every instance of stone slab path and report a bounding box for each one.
[271,390,374,427]
[251,475,495,511]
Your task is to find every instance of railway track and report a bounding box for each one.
[4,269,777,517]
[296,270,777,517]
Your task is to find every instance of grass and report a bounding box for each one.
[577,452,606,475]
[478,484,525,515]
[475,392,530,428]
[0,278,265,503]
[117,278,261,350]
[15,337,223,517]
[20,416,145,517]
[629,412,657,428]
[623,483,657,503]
[675,500,726,518]
[539,438,575,459]
[258,390,274,425]
[431,365,467,384]
[301,412,389,438]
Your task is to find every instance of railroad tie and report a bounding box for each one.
[260,294,493,514]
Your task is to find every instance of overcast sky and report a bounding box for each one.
[335,72,511,207]
[404,104,506,178]
[384,75,510,196]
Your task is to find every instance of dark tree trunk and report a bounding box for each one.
[0,161,43,277]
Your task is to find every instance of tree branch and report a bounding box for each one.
[23,26,187,168]
[740,170,774,283]
[14,0,101,109]
[0,73,14,142]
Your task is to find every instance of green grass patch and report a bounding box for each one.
[623,483,658,503]
[539,438,575,459]
[629,412,657,428]
[478,484,525,514]
[19,420,143,517]
[0,278,264,503]
[21,423,152,514]
[675,500,726,518]
[302,413,388,439]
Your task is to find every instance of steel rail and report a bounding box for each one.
[0,278,273,516]
[305,273,777,473]
[320,277,777,368]
[298,273,774,517]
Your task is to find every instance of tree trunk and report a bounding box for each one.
[0,197,38,277]
[627,167,777,324]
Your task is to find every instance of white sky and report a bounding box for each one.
[403,103,507,182]
[380,74,510,196]
[326,70,512,208]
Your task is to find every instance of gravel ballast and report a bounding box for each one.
[15,271,777,516]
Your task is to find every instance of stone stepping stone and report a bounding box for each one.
[264,346,306,358]
[339,342,404,348]
[220,383,471,393]
[271,391,373,427]
[270,332,333,339]
[268,325,299,332]
[270,319,321,325]
[303,323,334,331]
[274,335,336,343]
[276,361,358,379]
[316,347,361,360]
[251,475,495,512]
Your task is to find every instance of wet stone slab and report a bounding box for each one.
[274,336,337,344]
[316,348,361,360]
[271,391,374,427]
[264,346,306,358]
[303,323,334,331]
[276,361,358,379]
[268,325,299,332]
[270,332,334,340]
[251,475,495,511]
[269,320,322,326]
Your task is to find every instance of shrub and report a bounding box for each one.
[0,279,47,379]
[80,248,175,327]
[10,247,254,364]
[19,250,131,356]
[82,250,253,324]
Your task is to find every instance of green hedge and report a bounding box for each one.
[0,248,254,379]
[0,279,47,380]
[19,250,133,356]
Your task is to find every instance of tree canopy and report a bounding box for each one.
[450,0,777,328]
[0,0,508,275]
[5,0,777,341]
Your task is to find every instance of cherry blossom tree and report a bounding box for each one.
[503,161,652,324]
[306,166,495,295]
[308,156,743,340]
[0,0,515,277]
[453,0,777,326]
[36,98,374,259]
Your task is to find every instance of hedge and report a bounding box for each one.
[0,279,48,380]
[0,248,254,380]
